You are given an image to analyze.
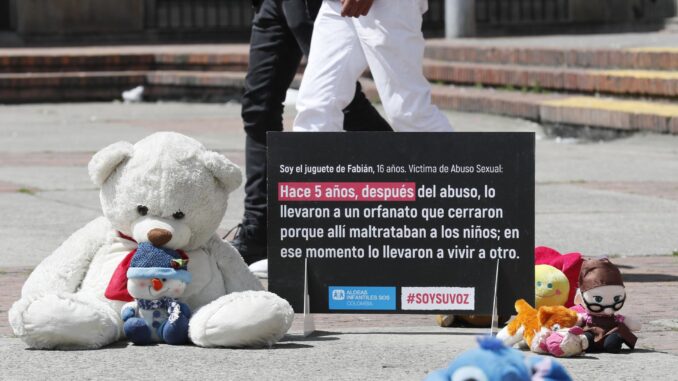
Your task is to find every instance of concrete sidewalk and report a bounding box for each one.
[0,102,677,379]
[1,326,677,381]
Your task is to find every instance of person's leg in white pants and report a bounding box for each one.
[294,0,452,132]
[294,1,368,132]
[355,0,451,132]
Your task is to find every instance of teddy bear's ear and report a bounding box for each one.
[88,141,134,186]
[201,151,242,193]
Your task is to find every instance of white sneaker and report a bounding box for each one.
[249,259,268,279]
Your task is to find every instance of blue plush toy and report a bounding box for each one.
[425,336,572,381]
[121,242,192,345]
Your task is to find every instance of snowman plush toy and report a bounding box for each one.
[122,242,193,345]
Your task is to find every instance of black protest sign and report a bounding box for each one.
[268,132,534,315]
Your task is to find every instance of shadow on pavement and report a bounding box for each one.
[623,348,665,354]
[282,331,340,342]
[271,342,314,349]
[560,355,600,360]
[326,330,484,336]
[106,341,134,349]
[26,340,135,351]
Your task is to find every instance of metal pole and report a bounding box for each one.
[445,0,476,38]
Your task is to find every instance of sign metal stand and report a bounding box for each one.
[490,259,500,336]
[303,258,316,337]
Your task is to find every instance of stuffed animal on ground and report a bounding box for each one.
[9,132,294,349]
[574,258,640,353]
[534,264,570,308]
[122,242,192,345]
[438,247,583,328]
[531,326,588,357]
[535,247,583,308]
[497,299,578,349]
[424,336,572,381]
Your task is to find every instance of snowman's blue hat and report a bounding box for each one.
[127,242,191,284]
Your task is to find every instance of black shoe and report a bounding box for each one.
[227,222,267,265]
[603,332,624,353]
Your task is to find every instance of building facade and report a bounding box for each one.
[0,0,676,43]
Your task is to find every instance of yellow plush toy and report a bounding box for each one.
[535,264,570,308]
[497,299,578,348]
[535,246,584,308]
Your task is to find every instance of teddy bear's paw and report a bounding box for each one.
[8,292,122,349]
[189,290,294,348]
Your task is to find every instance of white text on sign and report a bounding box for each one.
[401,287,475,310]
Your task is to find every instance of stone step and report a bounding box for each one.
[424,41,678,71]
[0,71,251,103]
[361,81,678,134]
[0,54,154,73]
[1,70,675,134]
[0,52,250,73]
[0,70,294,103]
[145,70,264,102]
[665,17,678,31]
[3,48,676,98]
[0,71,147,103]
[2,42,677,74]
[423,59,678,98]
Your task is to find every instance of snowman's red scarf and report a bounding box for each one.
[104,232,189,302]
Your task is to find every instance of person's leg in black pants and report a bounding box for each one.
[237,0,301,264]
[235,0,391,264]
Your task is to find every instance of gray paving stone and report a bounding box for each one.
[1,327,676,381]
[0,192,101,267]
[1,102,677,379]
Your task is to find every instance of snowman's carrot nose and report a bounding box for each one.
[152,278,163,291]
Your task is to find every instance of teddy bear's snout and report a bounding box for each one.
[147,228,173,247]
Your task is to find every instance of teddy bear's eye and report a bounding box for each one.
[173,211,185,220]
[594,296,603,303]
[137,205,148,216]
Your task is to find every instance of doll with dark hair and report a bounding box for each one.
[574,258,641,353]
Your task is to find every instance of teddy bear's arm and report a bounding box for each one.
[21,217,111,298]
[206,235,264,293]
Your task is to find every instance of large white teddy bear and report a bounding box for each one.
[9,132,294,349]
